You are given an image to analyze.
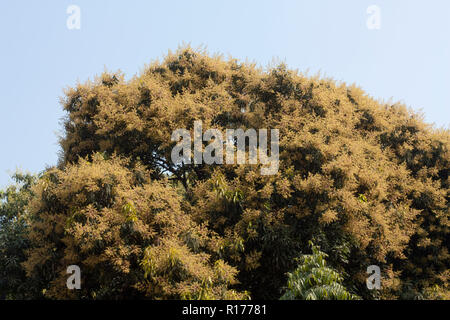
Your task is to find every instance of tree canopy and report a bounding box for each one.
[1,47,448,299]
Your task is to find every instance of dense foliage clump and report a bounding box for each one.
[0,173,38,299]
[22,154,245,299]
[1,47,448,299]
[280,242,358,300]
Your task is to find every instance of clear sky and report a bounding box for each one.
[0,0,449,188]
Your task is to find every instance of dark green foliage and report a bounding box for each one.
[280,242,358,300]
[0,172,40,299]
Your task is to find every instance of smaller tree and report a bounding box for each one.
[0,172,39,299]
[280,242,358,300]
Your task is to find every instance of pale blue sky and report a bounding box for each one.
[0,0,449,188]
